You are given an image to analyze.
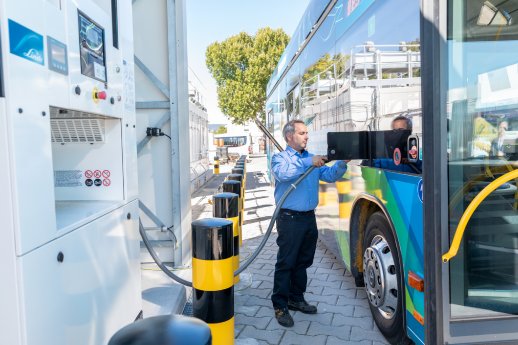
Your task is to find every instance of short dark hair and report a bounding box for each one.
[282,119,305,142]
[392,115,412,131]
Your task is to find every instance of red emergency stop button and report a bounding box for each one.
[94,91,107,100]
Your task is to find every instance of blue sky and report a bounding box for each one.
[186,0,310,123]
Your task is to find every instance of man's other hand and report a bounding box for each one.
[312,155,326,167]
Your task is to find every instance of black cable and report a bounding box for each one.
[139,219,192,287]
[162,133,172,140]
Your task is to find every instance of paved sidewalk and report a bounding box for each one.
[190,155,389,345]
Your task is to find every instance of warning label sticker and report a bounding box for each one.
[55,170,83,187]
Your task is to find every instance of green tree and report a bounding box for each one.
[206,27,289,124]
[214,125,227,134]
[406,38,420,52]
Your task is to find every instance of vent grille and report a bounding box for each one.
[51,119,105,143]
[49,106,114,120]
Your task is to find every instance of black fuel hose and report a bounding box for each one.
[235,165,316,276]
[139,219,193,287]
[139,165,316,285]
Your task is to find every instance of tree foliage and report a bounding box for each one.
[206,28,290,124]
[302,53,349,82]
[214,125,227,134]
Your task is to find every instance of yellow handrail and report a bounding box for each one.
[449,162,515,211]
[442,169,518,263]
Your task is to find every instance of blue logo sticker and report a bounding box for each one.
[9,19,44,65]
[417,179,423,203]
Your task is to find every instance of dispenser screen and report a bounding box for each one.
[78,11,106,82]
[47,36,68,75]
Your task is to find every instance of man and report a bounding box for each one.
[392,115,411,131]
[371,115,421,173]
[271,119,347,327]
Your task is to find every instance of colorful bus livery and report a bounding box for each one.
[267,0,423,343]
[266,0,518,344]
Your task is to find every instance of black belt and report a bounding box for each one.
[280,208,315,216]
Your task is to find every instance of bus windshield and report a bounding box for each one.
[219,136,247,147]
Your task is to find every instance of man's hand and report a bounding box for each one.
[312,155,327,167]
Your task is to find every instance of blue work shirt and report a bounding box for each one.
[271,146,348,211]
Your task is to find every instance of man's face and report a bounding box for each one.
[392,119,408,130]
[287,123,309,152]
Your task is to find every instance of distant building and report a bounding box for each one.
[188,69,211,192]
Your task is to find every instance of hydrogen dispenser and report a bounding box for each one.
[0,1,141,344]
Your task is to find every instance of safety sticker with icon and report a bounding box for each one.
[407,135,419,163]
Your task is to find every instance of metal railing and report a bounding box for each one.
[301,43,421,106]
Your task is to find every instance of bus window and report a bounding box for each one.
[213,134,249,161]
[221,136,246,147]
[447,0,518,319]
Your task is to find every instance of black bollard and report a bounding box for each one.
[108,314,211,345]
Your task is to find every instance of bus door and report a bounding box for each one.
[424,0,518,344]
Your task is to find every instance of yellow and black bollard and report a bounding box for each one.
[222,180,242,247]
[235,162,245,171]
[214,156,220,175]
[336,178,353,218]
[227,173,244,241]
[232,167,246,214]
[232,167,244,175]
[192,218,234,345]
[213,192,240,284]
[318,181,328,206]
[231,168,245,189]
[227,173,244,198]
[235,163,245,182]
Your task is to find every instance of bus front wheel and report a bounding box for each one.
[362,212,409,345]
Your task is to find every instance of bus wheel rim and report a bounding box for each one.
[363,234,398,320]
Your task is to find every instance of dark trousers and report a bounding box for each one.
[271,210,318,309]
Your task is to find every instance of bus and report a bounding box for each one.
[265,1,518,344]
[213,133,250,162]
